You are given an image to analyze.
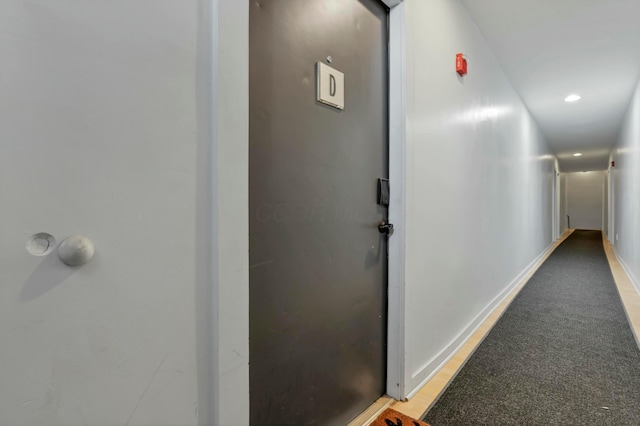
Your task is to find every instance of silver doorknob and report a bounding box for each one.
[57,235,95,266]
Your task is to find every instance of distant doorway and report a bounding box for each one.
[608,167,615,243]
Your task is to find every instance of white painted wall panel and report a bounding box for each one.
[0,1,249,424]
[610,77,640,291]
[402,0,555,396]
[0,2,199,424]
[566,171,605,230]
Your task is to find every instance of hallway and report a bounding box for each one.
[3,0,640,424]
[423,230,640,425]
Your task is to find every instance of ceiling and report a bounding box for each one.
[461,0,640,172]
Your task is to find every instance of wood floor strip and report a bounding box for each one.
[602,234,640,349]
[347,396,395,426]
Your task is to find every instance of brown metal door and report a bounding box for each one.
[249,1,389,424]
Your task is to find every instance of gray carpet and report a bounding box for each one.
[423,230,640,425]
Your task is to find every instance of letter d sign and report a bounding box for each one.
[316,62,345,110]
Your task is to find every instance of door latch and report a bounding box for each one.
[378,220,394,235]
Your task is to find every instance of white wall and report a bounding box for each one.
[565,171,605,230]
[610,76,640,292]
[0,1,249,424]
[401,0,555,397]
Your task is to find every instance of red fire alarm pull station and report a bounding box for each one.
[456,53,468,76]
[612,161,615,167]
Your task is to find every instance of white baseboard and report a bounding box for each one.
[406,241,556,399]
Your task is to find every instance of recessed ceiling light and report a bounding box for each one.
[565,94,581,102]
[573,153,583,157]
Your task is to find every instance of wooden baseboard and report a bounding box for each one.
[602,235,640,349]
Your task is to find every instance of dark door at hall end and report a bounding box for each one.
[249,0,390,424]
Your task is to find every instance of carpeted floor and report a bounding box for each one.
[423,230,640,425]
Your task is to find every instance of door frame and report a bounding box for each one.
[203,1,408,423]
[384,0,408,400]
[551,168,558,241]
[608,166,615,243]
[556,169,561,239]
[199,1,250,424]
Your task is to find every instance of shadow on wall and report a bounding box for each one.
[20,252,78,302]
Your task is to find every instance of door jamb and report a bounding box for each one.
[381,0,407,400]
[201,1,250,424]
[207,0,408,421]
[552,169,557,241]
[609,166,615,243]
[553,168,562,242]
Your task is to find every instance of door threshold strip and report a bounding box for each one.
[347,396,394,426]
